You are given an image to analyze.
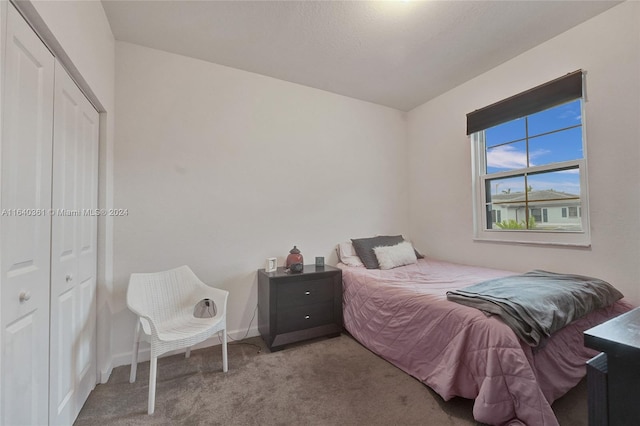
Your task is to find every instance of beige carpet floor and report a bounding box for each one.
[74,334,587,425]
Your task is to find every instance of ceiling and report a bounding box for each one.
[101,0,620,112]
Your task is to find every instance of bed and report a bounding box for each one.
[338,255,632,426]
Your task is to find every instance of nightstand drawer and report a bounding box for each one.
[277,278,334,309]
[277,302,334,334]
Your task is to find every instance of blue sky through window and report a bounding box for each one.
[484,99,582,196]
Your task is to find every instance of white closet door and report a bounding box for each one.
[0,4,54,426]
[49,61,98,425]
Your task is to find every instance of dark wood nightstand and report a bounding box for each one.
[258,264,342,351]
[584,307,640,426]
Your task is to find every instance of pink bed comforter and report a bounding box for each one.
[340,258,632,426]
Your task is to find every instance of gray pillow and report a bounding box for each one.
[351,235,405,269]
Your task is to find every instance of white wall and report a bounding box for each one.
[407,2,640,304]
[17,0,116,381]
[111,41,408,363]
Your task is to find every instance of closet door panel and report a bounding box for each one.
[78,106,98,278]
[0,4,54,426]
[49,63,79,425]
[78,276,94,377]
[49,60,98,426]
[52,287,76,413]
[76,106,98,386]
[75,104,98,402]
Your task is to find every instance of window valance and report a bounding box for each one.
[466,70,583,135]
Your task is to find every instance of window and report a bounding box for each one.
[530,208,549,223]
[468,71,590,246]
[491,209,501,224]
[568,206,580,217]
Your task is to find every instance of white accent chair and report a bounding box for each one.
[126,265,229,415]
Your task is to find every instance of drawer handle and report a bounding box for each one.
[304,315,310,319]
[304,291,311,295]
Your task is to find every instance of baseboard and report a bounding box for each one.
[100,363,113,384]
[108,326,260,372]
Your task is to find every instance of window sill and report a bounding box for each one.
[472,235,591,248]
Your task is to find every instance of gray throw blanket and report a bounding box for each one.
[446,270,624,346]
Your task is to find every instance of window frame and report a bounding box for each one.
[471,98,591,247]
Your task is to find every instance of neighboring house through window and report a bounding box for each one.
[468,70,590,246]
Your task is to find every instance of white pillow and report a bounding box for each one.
[373,241,418,270]
[336,241,365,267]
